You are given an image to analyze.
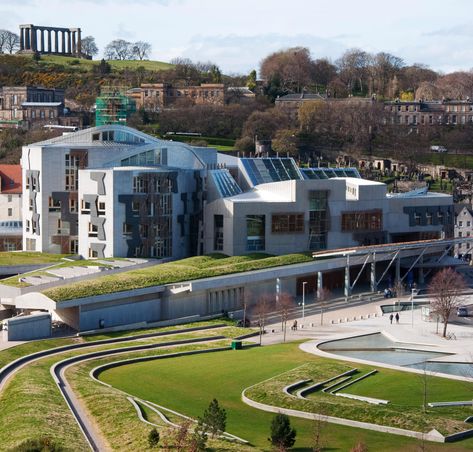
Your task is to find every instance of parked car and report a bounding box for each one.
[430,145,448,153]
[457,306,469,317]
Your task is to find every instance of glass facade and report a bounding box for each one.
[309,190,329,251]
[246,215,265,251]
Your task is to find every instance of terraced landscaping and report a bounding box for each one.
[42,252,312,302]
[98,342,473,451]
[0,251,71,266]
[0,322,249,450]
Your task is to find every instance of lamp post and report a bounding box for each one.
[411,287,416,327]
[302,281,307,320]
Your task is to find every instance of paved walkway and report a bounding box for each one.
[250,293,473,363]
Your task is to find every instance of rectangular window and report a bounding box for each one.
[81,200,91,213]
[468,221,471,227]
[88,223,98,237]
[271,214,304,233]
[426,212,433,225]
[132,201,140,214]
[88,248,98,258]
[214,215,224,251]
[65,154,80,191]
[7,208,12,217]
[123,223,133,235]
[7,195,12,202]
[414,212,421,226]
[26,219,30,232]
[341,210,382,231]
[69,198,77,213]
[459,221,463,227]
[98,201,106,214]
[70,239,78,254]
[48,196,61,212]
[459,231,463,238]
[246,215,265,251]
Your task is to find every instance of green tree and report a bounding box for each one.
[268,413,296,451]
[247,69,257,91]
[200,398,226,437]
[148,428,160,448]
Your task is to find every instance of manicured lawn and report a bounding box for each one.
[98,342,473,451]
[0,251,70,267]
[43,252,312,302]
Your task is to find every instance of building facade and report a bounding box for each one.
[130,83,225,111]
[454,205,473,260]
[0,165,22,251]
[0,86,82,130]
[385,99,473,126]
[21,125,454,260]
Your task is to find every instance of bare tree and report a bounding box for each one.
[252,294,274,345]
[132,41,151,60]
[277,292,294,342]
[317,287,331,326]
[0,30,20,54]
[428,268,466,338]
[80,36,98,57]
[104,39,133,60]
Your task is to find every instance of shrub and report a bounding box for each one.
[148,428,160,448]
[11,437,64,451]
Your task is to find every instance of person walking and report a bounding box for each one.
[293,320,298,331]
[395,312,400,324]
[389,313,394,324]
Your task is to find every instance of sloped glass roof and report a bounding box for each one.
[241,158,303,185]
[301,167,361,180]
[209,169,242,198]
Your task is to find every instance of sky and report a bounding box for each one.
[1,0,472,75]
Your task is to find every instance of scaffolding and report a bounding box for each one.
[95,87,136,126]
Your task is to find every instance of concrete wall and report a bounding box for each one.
[4,313,51,341]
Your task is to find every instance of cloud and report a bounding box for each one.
[423,23,473,38]
[176,33,347,74]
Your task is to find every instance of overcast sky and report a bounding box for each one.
[1,0,472,75]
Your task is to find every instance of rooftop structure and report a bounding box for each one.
[95,87,136,126]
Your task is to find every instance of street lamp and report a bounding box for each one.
[302,281,307,319]
[411,287,416,327]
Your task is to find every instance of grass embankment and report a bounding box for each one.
[98,342,473,451]
[0,324,246,450]
[246,361,473,436]
[37,55,173,72]
[0,251,70,267]
[1,257,131,288]
[42,252,312,302]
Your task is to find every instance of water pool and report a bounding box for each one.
[318,333,471,377]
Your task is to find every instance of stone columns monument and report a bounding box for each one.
[18,24,87,58]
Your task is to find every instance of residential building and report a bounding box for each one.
[21,125,453,260]
[384,99,473,126]
[130,83,225,111]
[454,205,473,260]
[0,86,82,130]
[0,164,22,251]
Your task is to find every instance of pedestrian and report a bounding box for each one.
[389,313,393,324]
[293,320,298,331]
[395,312,400,324]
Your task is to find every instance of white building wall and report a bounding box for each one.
[0,193,22,222]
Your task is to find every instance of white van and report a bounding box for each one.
[430,145,448,153]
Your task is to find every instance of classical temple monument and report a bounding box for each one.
[17,24,88,58]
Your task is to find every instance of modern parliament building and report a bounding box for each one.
[21,125,454,260]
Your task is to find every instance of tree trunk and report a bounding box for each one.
[442,320,448,338]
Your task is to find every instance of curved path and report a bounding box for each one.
[52,335,226,451]
[0,324,228,450]
[0,323,227,391]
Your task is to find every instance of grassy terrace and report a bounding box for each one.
[245,361,473,436]
[99,342,473,451]
[0,257,128,288]
[42,252,312,302]
[0,251,71,267]
[0,322,249,450]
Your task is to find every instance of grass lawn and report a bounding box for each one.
[42,252,312,302]
[37,55,173,71]
[0,251,71,267]
[98,342,473,451]
[0,324,244,450]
